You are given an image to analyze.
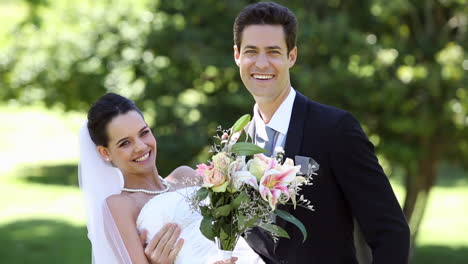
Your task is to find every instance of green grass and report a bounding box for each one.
[390,178,468,248]
[0,104,88,263]
[0,219,90,264]
[0,104,467,263]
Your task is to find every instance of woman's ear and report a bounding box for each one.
[97,146,111,162]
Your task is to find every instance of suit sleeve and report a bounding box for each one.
[329,112,410,264]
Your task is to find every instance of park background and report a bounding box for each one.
[0,0,467,263]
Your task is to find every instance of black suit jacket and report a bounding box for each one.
[246,91,410,264]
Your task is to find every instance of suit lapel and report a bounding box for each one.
[284,91,308,159]
[275,91,308,233]
[272,92,309,255]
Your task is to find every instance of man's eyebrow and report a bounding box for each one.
[243,45,282,50]
[243,45,258,50]
[266,45,282,50]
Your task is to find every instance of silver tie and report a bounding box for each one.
[256,126,278,157]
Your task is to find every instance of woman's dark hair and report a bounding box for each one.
[87,93,143,147]
[233,1,298,54]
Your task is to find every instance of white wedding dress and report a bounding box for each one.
[136,186,265,264]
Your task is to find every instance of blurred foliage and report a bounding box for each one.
[0,0,467,245]
[0,219,90,263]
[17,163,79,186]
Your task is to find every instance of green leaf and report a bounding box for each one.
[200,206,211,217]
[275,209,308,242]
[212,181,229,192]
[211,192,225,207]
[237,130,248,142]
[214,204,231,217]
[214,195,225,207]
[245,216,258,228]
[196,187,209,200]
[231,142,266,156]
[219,226,236,250]
[200,216,215,241]
[220,226,229,240]
[231,114,251,133]
[238,214,258,231]
[258,223,290,239]
[231,192,250,209]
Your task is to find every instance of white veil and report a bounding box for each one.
[78,122,132,264]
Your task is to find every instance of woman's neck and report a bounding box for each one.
[123,167,164,190]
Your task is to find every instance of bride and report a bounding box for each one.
[79,93,264,264]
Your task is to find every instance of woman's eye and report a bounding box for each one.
[120,141,129,147]
[141,130,149,136]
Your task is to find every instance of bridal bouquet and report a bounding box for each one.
[190,114,315,258]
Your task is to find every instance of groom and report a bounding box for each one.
[233,2,410,264]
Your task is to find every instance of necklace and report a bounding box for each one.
[122,176,170,195]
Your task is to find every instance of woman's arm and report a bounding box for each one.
[107,195,150,264]
[107,195,184,264]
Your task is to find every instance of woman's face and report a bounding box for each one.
[97,110,157,175]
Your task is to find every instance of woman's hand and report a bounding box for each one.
[139,223,184,264]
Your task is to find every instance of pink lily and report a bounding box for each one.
[259,161,300,210]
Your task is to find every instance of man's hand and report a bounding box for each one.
[139,223,184,264]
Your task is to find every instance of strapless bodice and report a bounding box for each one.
[136,186,264,264]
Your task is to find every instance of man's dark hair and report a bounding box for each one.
[87,93,143,147]
[233,1,298,54]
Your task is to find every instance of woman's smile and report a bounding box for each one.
[133,150,151,163]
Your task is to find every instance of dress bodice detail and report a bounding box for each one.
[136,186,264,264]
[137,187,217,263]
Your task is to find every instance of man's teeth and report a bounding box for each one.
[135,152,150,162]
[252,74,274,80]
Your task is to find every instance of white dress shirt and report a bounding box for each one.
[253,88,296,155]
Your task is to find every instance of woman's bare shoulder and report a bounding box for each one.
[106,194,138,216]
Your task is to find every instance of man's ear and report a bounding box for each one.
[288,46,298,68]
[97,146,111,162]
[233,45,240,67]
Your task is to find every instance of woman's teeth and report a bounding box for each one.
[134,152,150,162]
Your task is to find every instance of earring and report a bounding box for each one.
[106,158,110,161]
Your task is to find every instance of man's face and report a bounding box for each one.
[234,24,297,104]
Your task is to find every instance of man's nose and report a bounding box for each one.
[254,53,269,69]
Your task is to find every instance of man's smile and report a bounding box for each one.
[251,73,275,80]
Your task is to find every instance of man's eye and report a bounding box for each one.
[245,50,256,54]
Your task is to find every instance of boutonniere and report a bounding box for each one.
[294,155,320,176]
